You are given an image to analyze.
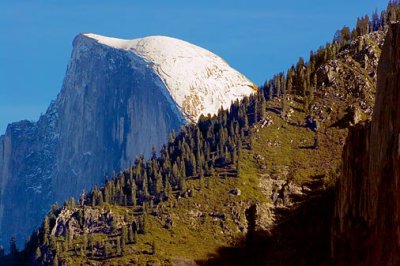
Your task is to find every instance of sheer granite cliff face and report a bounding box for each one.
[332,23,400,265]
[52,35,186,203]
[0,34,254,247]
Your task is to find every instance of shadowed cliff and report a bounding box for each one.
[332,23,400,265]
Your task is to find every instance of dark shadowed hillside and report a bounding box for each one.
[332,22,400,266]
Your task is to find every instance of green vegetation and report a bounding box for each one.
[25,98,347,265]
[1,2,398,265]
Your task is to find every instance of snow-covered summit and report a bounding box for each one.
[0,32,256,249]
[83,33,256,122]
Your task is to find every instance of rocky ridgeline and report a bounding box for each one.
[51,207,124,237]
[332,23,400,265]
[313,31,385,126]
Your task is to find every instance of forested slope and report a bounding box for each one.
[2,2,399,265]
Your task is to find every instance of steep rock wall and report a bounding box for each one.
[332,23,400,265]
[53,35,184,202]
[0,36,184,247]
[0,34,254,248]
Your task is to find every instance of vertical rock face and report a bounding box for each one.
[0,34,255,247]
[332,23,400,265]
[52,35,187,202]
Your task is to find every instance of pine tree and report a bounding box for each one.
[122,225,128,245]
[178,175,186,191]
[98,191,104,206]
[172,163,179,180]
[66,228,73,250]
[155,172,163,194]
[165,177,173,197]
[244,114,249,131]
[268,83,273,99]
[91,191,96,207]
[133,229,138,243]
[82,232,88,252]
[139,214,147,234]
[104,243,110,258]
[120,236,125,255]
[199,172,204,189]
[281,95,287,118]
[131,182,137,207]
[143,172,149,198]
[68,197,76,208]
[128,225,134,243]
[258,94,266,121]
[43,216,50,245]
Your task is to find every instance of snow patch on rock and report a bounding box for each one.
[84,33,256,122]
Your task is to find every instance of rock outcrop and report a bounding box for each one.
[313,31,384,126]
[332,23,400,265]
[0,34,255,247]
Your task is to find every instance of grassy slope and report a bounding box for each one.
[55,97,347,266]
[45,31,383,266]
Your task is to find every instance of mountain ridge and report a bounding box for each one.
[1,3,398,265]
[0,32,254,250]
[80,33,256,122]
[7,19,387,266]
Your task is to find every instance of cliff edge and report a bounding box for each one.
[332,23,400,265]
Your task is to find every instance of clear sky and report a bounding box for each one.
[0,0,388,133]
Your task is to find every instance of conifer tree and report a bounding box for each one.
[122,225,128,245]
[142,172,149,198]
[131,182,137,207]
[133,227,138,243]
[259,95,266,121]
[178,175,186,191]
[98,192,104,206]
[66,228,73,250]
[165,176,173,197]
[82,232,88,253]
[128,225,134,243]
[104,243,110,258]
[341,26,351,45]
[139,214,147,234]
[43,216,50,245]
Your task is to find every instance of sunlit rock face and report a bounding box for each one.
[332,23,400,265]
[0,33,255,248]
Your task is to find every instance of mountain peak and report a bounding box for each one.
[0,31,256,248]
[79,32,256,122]
[82,33,189,50]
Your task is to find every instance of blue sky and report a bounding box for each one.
[0,0,388,133]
